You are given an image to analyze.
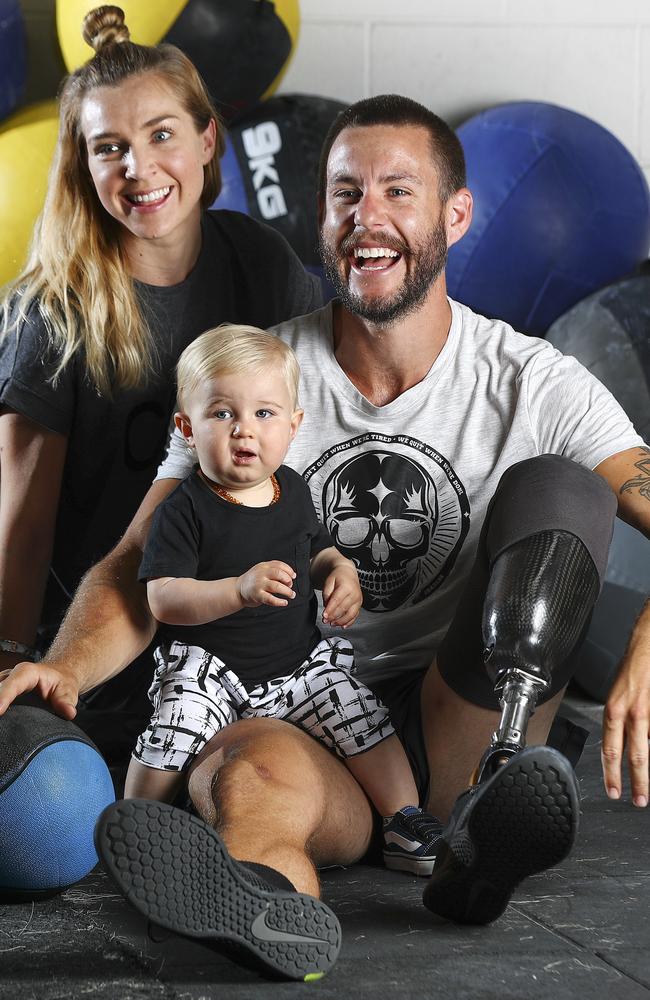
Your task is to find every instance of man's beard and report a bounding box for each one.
[318,215,448,325]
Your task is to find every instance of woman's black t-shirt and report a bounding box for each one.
[0,211,321,631]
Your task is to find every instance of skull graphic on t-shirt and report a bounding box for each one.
[303,433,470,613]
[325,452,436,611]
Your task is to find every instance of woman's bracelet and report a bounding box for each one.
[0,638,41,661]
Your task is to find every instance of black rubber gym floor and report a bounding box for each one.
[1,693,648,1000]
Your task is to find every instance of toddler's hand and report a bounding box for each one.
[322,563,362,627]
[237,561,296,608]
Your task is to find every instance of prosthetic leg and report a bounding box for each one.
[474,529,600,783]
[424,529,601,925]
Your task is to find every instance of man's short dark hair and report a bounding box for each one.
[318,94,466,205]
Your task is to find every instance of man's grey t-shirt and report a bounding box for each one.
[157,298,645,686]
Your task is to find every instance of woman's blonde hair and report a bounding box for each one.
[176,325,301,412]
[1,5,225,397]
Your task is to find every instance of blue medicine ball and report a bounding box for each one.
[447,102,650,336]
[0,0,27,123]
[0,706,115,900]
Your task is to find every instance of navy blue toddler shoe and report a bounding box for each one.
[383,806,443,875]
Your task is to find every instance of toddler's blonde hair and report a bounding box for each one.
[176,324,300,411]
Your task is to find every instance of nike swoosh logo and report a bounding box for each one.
[250,906,324,945]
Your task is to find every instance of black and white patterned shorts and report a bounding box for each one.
[133,636,395,772]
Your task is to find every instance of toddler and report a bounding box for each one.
[126,324,441,874]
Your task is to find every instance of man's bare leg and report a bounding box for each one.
[188,717,374,897]
[421,663,564,821]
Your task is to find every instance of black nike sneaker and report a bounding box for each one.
[422,745,580,925]
[95,799,341,981]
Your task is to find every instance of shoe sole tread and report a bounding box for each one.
[423,747,579,925]
[95,799,340,981]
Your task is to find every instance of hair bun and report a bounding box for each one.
[82,5,130,53]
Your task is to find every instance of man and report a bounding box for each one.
[1,95,649,981]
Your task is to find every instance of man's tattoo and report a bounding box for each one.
[620,447,650,501]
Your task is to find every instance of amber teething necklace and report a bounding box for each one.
[199,469,281,506]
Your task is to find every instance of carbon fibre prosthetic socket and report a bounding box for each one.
[476,530,600,781]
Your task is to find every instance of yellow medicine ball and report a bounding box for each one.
[0,105,59,288]
[57,0,185,69]
[0,99,59,135]
[56,0,300,116]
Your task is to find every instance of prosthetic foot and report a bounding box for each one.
[422,745,580,924]
[472,668,549,783]
[424,530,599,924]
[95,799,341,981]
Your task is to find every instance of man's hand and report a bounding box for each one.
[601,601,650,807]
[0,661,79,720]
[322,562,362,628]
[595,449,650,806]
[237,561,296,608]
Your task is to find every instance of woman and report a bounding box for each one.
[0,5,320,678]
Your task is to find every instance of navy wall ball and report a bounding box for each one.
[0,0,27,123]
[547,276,650,701]
[447,102,650,336]
[165,0,299,120]
[0,706,115,900]
[214,94,345,268]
